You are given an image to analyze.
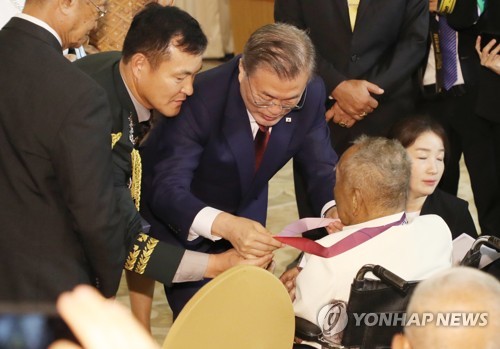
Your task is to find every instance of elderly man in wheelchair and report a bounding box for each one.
[281,136,453,348]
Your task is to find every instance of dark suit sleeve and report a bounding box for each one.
[146,105,210,241]
[422,190,478,240]
[367,0,428,93]
[293,80,337,214]
[52,86,125,297]
[447,0,479,29]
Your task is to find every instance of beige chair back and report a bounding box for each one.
[162,265,294,349]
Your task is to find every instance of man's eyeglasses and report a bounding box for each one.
[246,76,307,114]
[87,0,107,18]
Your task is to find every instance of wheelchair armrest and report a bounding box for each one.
[295,316,322,342]
[295,316,345,349]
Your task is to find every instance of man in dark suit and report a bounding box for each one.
[0,0,124,301]
[141,23,339,316]
[275,0,428,220]
[416,0,500,236]
[75,4,264,328]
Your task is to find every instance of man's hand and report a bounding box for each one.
[325,103,359,128]
[279,267,301,301]
[476,36,500,75]
[49,286,159,349]
[331,80,384,119]
[205,249,274,278]
[212,212,282,258]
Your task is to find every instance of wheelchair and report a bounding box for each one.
[294,264,418,349]
[294,235,500,349]
[460,235,500,280]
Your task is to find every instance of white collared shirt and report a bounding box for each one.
[423,15,465,87]
[122,75,151,123]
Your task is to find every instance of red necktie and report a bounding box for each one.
[254,125,270,172]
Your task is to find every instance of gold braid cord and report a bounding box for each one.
[111,132,122,148]
[130,149,142,211]
[124,233,159,274]
[111,132,142,210]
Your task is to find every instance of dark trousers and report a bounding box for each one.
[165,279,212,319]
[417,86,500,236]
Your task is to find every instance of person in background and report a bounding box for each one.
[0,0,85,60]
[388,115,478,239]
[141,23,339,317]
[75,4,267,330]
[0,0,124,301]
[444,0,500,238]
[274,0,428,223]
[415,0,500,237]
[392,267,500,349]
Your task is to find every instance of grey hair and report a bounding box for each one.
[342,136,410,211]
[241,23,316,80]
[405,267,500,349]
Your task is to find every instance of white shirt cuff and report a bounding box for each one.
[320,200,337,218]
[188,207,224,241]
[172,250,209,283]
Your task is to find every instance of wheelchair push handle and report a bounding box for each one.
[468,235,500,253]
[460,235,500,268]
[355,264,410,293]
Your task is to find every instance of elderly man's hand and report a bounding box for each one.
[323,206,344,234]
[212,212,282,259]
[49,286,159,349]
[279,267,301,301]
[476,36,500,75]
[331,80,384,120]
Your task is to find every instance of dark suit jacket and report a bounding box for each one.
[275,0,428,153]
[0,18,125,301]
[448,0,500,121]
[421,188,478,239]
[142,57,337,252]
[421,12,480,96]
[74,51,185,285]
